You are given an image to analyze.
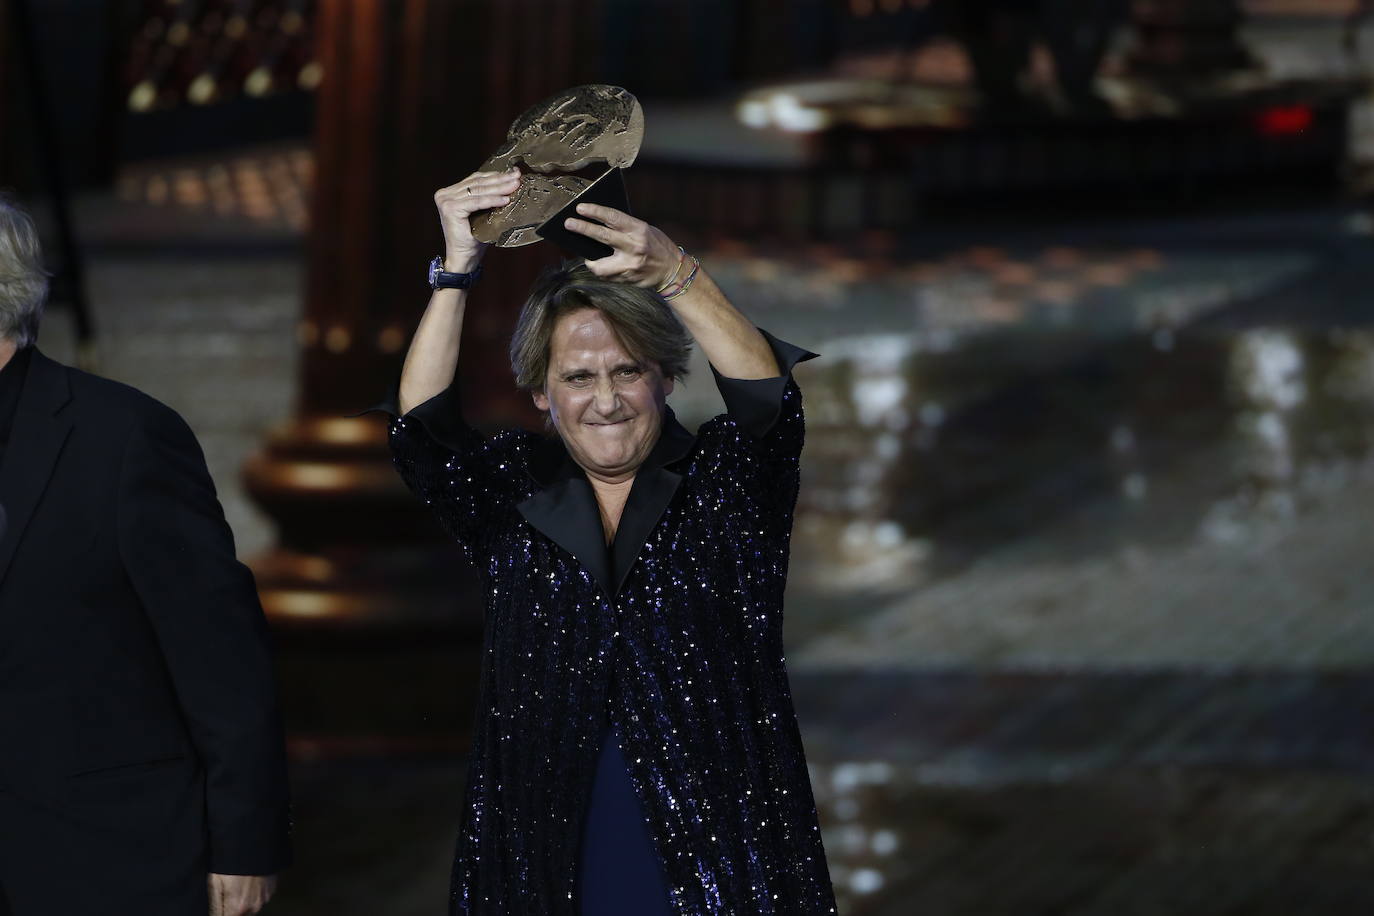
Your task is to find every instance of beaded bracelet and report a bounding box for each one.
[655,246,688,294]
[661,254,701,301]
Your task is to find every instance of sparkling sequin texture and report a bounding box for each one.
[386,333,837,914]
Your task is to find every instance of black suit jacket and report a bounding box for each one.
[0,349,291,875]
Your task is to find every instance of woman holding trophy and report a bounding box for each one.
[381,86,836,915]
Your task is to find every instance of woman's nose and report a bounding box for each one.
[593,380,619,414]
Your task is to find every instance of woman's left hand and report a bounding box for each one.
[563,203,681,289]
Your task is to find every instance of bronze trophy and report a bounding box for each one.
[470,84,643,258]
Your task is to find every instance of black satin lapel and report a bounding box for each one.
[519,409,694,597]
[0,353,74,588]
[517,476,613,594]
[610,465,684,597]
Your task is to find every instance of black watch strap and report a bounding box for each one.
[429,256,482,290]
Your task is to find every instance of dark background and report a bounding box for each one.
[4,1,1373,913]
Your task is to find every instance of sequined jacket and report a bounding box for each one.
[385,331,837,915]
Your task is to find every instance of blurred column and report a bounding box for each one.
[0,2,14,182]
[243,0,599,736]
[0,0,125,190]
[1128,0,1256,82]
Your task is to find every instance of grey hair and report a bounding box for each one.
[0,195,48,348]
[510,260,692,392]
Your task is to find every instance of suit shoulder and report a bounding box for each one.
[65,364,194,438]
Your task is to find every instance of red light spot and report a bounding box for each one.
[1256,105,1314,136]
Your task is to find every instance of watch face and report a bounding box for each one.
[428,257,441,287]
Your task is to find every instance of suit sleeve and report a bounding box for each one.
[116,403,292,876]
[708,329,818,517]
[710,328,817,452]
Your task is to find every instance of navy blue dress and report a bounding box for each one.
[577,723,675,914]
[577,528,674,914]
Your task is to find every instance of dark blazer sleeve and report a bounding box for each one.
[116,402,292,876]
[710,328,818,453]
[708,329,818,520]
[374,380,534,555]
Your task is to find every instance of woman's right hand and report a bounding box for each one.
[434,167,521,274]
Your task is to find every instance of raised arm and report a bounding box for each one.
[398,168,520,414]
[562,202,781,381]
[383,168,537,555]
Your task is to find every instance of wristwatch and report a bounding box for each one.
[428,256,483,290]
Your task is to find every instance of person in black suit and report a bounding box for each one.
[0,197,290,915]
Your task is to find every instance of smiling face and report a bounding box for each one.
[531,307,674,484]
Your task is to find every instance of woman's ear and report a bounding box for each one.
[532,389,550,412]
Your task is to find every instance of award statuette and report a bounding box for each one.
[534,167,631,261]
[470,84,644,253]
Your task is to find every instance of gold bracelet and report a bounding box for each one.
[662,255,700,301]
[655,246,688,293]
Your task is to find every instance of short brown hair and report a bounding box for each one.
[510,260,692,391]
